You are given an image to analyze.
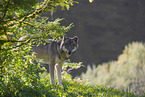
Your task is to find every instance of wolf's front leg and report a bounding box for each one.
[55,61,63,86]
[49,60,55,85]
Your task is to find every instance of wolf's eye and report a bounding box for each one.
[65,44,69,47]
[71,44,74,46]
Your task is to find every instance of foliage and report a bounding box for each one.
[89,0,94,3]
[1,45,41,96]
[82,42,145,96]
[0,0,75,49]
[63,61,83,72]
[0,0,75,96]
[1,70,136,97]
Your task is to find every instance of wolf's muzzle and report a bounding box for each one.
[67,51,72,55]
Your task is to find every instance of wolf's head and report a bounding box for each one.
[60,36,79,55]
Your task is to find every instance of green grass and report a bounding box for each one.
[1,72,137,97]
[40,72,137,97]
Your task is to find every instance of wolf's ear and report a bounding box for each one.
[60,36,65,50]
[64,36,69,41]
[73,36,79,43]
[63,34,67,41]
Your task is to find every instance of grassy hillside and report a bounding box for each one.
[1,72,136,97]
[1,42,140,97]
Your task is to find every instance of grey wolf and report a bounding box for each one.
[19,36,79,86]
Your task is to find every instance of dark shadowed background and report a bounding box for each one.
[43,0,145,77]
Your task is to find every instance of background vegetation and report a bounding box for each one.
[82,42,145,96]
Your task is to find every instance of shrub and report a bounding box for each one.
[0,0,75,96]
[81,42,145,96]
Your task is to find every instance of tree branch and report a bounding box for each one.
[0,36,41,51]
[23,21,45,31]
[1,0,10,20]
[0,1,49,29]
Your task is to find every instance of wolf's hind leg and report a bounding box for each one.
[49,59,55,85]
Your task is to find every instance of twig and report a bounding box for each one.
[23,21,45,31]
